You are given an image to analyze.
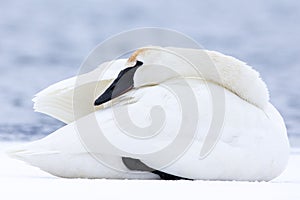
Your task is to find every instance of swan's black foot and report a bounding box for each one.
[122,157,192,180]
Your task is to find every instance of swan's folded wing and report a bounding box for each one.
[33,59,127,124]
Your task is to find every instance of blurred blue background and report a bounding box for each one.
[0,0,299,146]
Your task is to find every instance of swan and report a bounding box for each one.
[8,46,289,181]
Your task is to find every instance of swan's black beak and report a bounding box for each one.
[94,61,143,106]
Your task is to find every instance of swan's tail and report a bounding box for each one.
[33,59,127,124]
[33,77,112,124]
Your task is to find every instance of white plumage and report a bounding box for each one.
[8,46,289,181]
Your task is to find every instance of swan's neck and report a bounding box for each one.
[128,46,269,110]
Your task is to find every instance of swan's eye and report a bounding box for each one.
[94,61,143,106]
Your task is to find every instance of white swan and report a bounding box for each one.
[8,46,289,181]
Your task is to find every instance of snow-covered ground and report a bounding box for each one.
[1,142,299,200]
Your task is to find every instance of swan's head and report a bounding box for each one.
[94,59,144,106]
[94,46,193,106]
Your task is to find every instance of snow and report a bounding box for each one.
[1,142,299,200]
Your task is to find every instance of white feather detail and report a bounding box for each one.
[33,59,127,123]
